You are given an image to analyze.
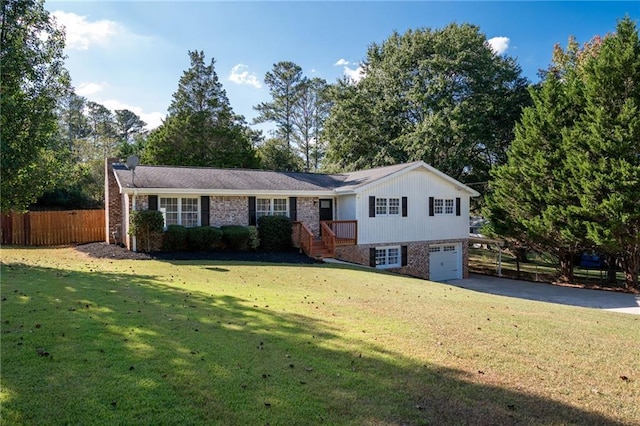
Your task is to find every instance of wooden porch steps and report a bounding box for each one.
[311,238,334,259]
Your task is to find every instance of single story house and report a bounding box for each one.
[105,158,479,281]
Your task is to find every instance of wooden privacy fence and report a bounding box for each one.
[1,210,105,246]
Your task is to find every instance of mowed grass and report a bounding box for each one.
[1,247,638,425]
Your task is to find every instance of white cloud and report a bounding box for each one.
[75,81,106,96]
[334,58,350,66]
[229,64,262,89]
[100,99,165,130]
[343,65,365,83]
[487,36,510,55]
[51,10,119,50]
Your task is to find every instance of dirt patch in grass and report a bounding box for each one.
[75,242,317,264]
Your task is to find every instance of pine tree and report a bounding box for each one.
[485,74,585,282]
[144,51,258,168]
[565,17,640,289]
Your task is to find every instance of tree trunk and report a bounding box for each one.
[516,247,529,263]
[558,251,574,283]
[621,248,639,291]
[606,254,618,285]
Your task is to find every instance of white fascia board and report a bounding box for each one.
[343,161,480,197]
[119,187,335,197]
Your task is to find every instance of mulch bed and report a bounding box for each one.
[75,242,317,264]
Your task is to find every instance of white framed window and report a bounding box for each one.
[181,198,199,227]
[376,198,388,215]
[445,199,454,215]
[375,246,401,268]
[434,198,454,215]
[375,197,400,216]
[257,198,288,219]
[159,196,199,227]
[429,246,441,253]
[388,198,400,215]
[443,245,456,252]
[160,197,178,226]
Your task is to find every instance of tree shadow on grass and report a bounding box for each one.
[0,261,630,425]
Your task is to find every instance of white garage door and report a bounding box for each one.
[429,244,462,282]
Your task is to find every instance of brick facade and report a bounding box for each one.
[105,158,123,244]
[296,197,320,236]
[210,196,249,227]
[334,238,469,280]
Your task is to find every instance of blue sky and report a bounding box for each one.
[46,1,639,132]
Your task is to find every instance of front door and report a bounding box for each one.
[319,199,333,234]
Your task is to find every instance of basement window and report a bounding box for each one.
[375,246,400,268]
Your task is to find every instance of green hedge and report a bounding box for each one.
[187,226,223,251]
[221,225,250,251]
[129,210,164,252]
[257,215,292,251]
[247,226,260,250]
[163,225,188,251]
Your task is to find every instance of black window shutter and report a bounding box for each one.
[402,197,408,217]
[428,197,434,216]
[369,248,376,267]
[248,196,256,226]
[148,195,158,211]
[456,197,461,216]
[401,246,408,266]
[289,197,297,221]
[369,196,376,217]
[200,196,210,226]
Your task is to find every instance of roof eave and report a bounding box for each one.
[119,187,336,197]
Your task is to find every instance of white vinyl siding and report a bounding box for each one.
[355,168,470,244]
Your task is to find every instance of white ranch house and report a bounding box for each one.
[106,159,479,281]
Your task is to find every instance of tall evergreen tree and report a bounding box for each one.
[144,51,258,168]
[487,17,640,289]
[565,17,640,289]
[292,77,330,171]
[254,61,304,148]
[485,75,585,282]
[0,0,70,212]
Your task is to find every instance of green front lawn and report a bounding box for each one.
[1,247,638,425]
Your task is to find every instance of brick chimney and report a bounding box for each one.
[105,157,123,244]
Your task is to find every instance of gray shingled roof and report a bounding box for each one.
[114,165,344,192]
[113,161,475,195]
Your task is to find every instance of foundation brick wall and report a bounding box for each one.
[210,196,249,227]
[334,238,469,280]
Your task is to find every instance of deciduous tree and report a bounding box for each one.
[323,24,530,190]
[0,0,70,211]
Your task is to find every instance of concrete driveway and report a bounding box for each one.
[449,274,640,315]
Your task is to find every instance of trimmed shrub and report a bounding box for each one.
[163,225,188,251]
[221,225,250,251]
[247,226,260,250]
[129,210,164,252]
[257,215,292,251]
[187,226,223,251]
